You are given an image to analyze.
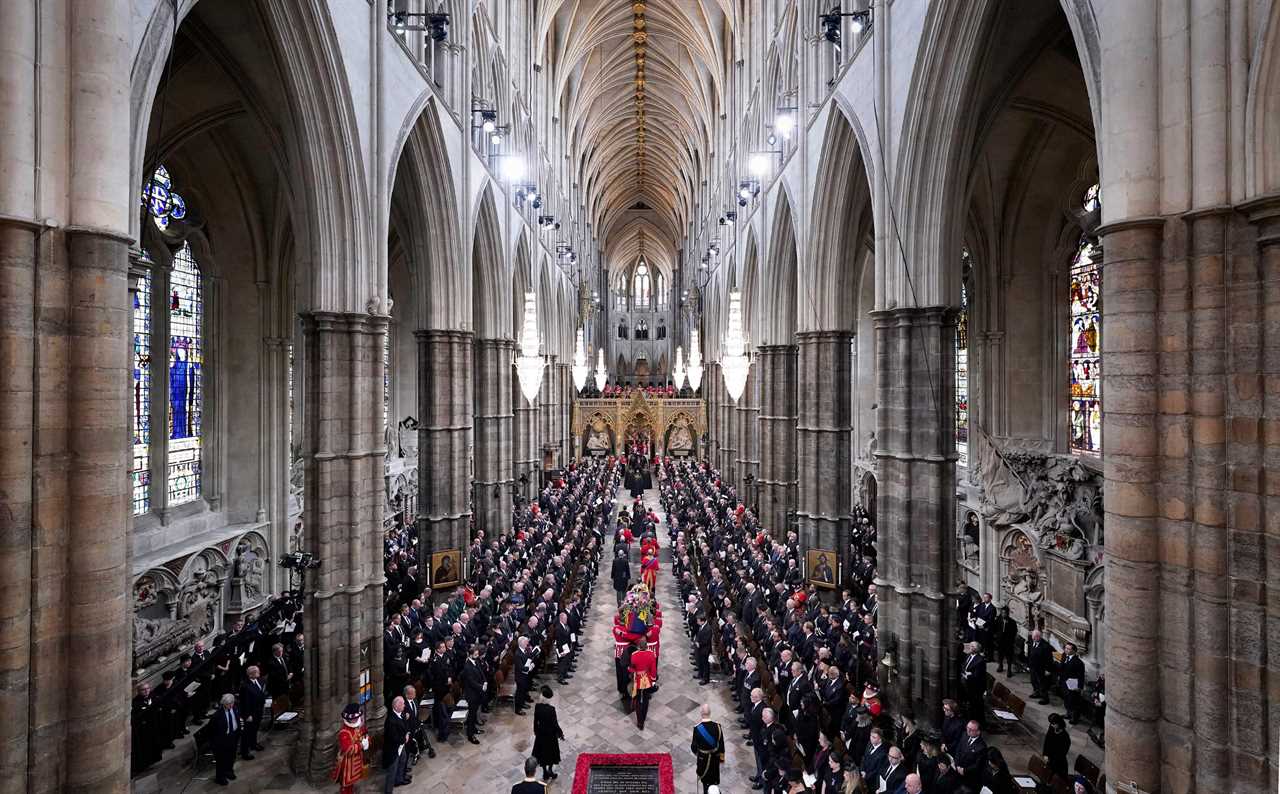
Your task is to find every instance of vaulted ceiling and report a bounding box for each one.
[538,0,732,278]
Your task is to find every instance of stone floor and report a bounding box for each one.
[132,487,1106,793]
[376,485,756,793]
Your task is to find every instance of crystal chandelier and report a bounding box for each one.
[687,328,704,392]
[571,327,589,393]
[673,346,686,389]
[721,290,750,402]
[594,348,608,392]
[515,291,545,404]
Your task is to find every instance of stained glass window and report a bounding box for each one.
[956,249,971,468]
[1069,184,1102,455]
[132,267,153,515]
[143,165,187,231]
[634,262,650,309]
[167,241,204,504]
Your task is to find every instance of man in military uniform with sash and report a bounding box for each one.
[690,703,726,794]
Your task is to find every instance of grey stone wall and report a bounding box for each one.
[757,345,798,537]
[796,331,853,577]
[473,338,514,534]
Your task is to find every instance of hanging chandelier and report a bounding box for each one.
[571,327,590,393]
[721,290,750,402]
[595,348,608,392]
[515,291,545,404]
[673,346,686,389]
[687,328,704,392]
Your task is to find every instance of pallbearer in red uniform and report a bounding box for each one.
[331,703,368,794]
[628,638,658,730]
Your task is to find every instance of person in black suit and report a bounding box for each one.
[611,548,631,606]
[287,631,306,703]
[952,720,988,790]
[694,615,713,685]
[878,745,909,794]
[208,693,242,786]
[860,728,889,787]
[513,635,535,715]
[238,665,268,759]
[959,641,987,723]
[554,612,574,685]
[130,683,164,774]
[461,645,486,744]
[511,756,547,794]
[403,684,435,762]
[994,606,1018,675]
[428,640,452,742]
[1058,643,1086,723]
[266,643,292,710]
[1025,629,1054,704]
[969,592,996,653]
[382,696,411,794]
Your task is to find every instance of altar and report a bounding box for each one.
[572,392,706,459]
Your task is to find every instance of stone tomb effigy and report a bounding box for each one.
[572,753,674,794]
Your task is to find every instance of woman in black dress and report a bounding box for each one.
[532,686,565,781]
[1043,713,1072,778]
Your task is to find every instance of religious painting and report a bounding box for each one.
[430,549,461,588]
[584,417,614,457]
[806,549,838,589]
[664,416,695,457]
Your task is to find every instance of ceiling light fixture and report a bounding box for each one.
[572,328,590,393]
[721,290,750,403]
[594,347,608,392]
[688,329,704,393]
[515,291,545,404]
[673,346,687,390]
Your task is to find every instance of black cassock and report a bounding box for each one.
[690,720,725,786]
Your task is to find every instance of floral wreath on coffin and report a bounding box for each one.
[615,582,660,641]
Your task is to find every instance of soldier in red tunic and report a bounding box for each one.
[331,703,368,794]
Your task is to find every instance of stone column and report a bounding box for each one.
[0,219,36,793]
[718,369,736,481]
[513,364,540,499]
[702,362,716,462]
[1237,197,1280,793]
[298,312,388,778]
[556,362,572,461]
[539,356,559,469]
[473,338,514,534]
[872,308,956,721]
[758,345,798,537]
[0,0,37,779]
[415,330,473,577]
[796,332,853,580]
[1092,220,1162,791]
[735,366,760,505]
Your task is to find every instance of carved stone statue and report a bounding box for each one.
[226,541,265,614]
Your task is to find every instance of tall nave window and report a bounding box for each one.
[633,262,651,309]
[956,249,971,468]
[132,166,206,514]
[1069,184,1102,455]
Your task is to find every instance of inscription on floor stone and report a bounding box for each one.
[586,764,660,794]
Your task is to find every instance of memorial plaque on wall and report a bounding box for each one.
[586,764,660,794]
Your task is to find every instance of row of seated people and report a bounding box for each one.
[378,459,617,761]
[131,595,306,778]
[664,459,1095,794]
